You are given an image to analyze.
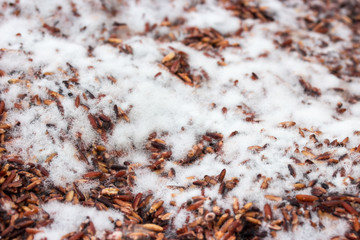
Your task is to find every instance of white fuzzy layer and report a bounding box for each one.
[0,0,358,239]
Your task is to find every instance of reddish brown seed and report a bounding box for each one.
[73,182,85,201]
[315,152,332,161]
[37,164,49,177]
[281,208,290,222]
[154,206,165,218]
[161,151,172,159]
[215,231,225,240]
[220,218,235,232]
[311,186,327,196]
[115,194,133,202]
[68,232,84,240]
[113,104,119,119]
[248,145,264,152]
[0,170,16,190]
[225,180,236,190]
[43,23,60,35]
[321,200,342,207]
[219,168,226,182]
[142,223,164,232]
[150,200,164,213]
[1,226,13,238]
[342,201,358,215]
[133,193,142,211]
[88,220,96,235]
[206,132,223,140]
[162,52,176,63]
[69,77,79,83]
[251,72,259,80]
[88,114,98,129]
[264,204,272,220]
[298,128,305,137]
[116,105,130,123]
[278,121,296,128]
[288,164,296,178]
[14,218,35,228]
[99,114,111,122]
[170,59,180,73]
[269,224,282,231]
[168,167,176,178]
[186,200,205,211]
[204,230,214,240]
[154,72,162,78]
[341,137,349,146]
[0,101,5,115]
[229,131,239,137]
[83,171,102,179]
[101,188,119,196]
[25,228,43,234]
[265,195,282,201]
[233,197,240,214]
[177,231,196,239]
[115,170,127,178]
[296,195,319,202]
[16,194,30,203]
[261,177,271,189]
[193,180,207,186]
[223,220,240,239]
[45,152,57,164]
[294,183,306,190]
[245,217,261,225]
[345,232,358,240]
[204,175,217,185]
[138,195,153,209]
[353,217,360,232]
[151,139,167,150]
[107,75,117,83]
[299,78,321,97]
[216,213,229,228]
